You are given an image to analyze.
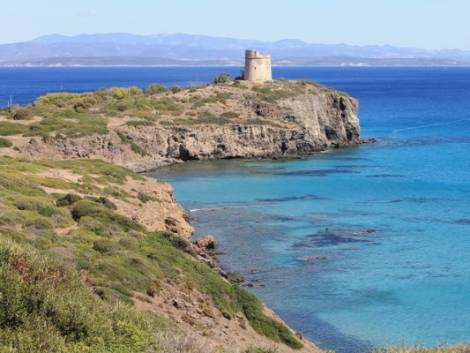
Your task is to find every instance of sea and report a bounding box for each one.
[2,66,470,352]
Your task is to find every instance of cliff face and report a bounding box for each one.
[2,80,360,172]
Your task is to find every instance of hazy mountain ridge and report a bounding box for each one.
[2,33,470,66]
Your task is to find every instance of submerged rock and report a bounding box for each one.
[295,228,378,248]
[297,255,329,264]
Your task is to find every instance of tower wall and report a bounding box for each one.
[244,50,272,82]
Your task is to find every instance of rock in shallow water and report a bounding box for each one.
[195,234,217,250]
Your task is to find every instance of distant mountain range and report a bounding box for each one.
[2,33,470,67]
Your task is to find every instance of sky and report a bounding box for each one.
[1,0,469,49]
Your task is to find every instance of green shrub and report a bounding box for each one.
[71,200,142,233]
[0,122,28,136]
[116,101,129,112]
[86,196,117,210]
[236,288,303,349]
[126,119,155,127]
[254,87,293,103]
[196,111,228,125]
[49,159,141,185]
[213,72,231,84]
[170,87,182,94]
[56,193,82,207]
[130,141,147,156]
[146,84,167,94]
[15,198,58,218]
[109,87,130,100]
[93,239,115,254]
[24,217,53,231]
[11,109,31,121]
[111,281,134,298]
[116,131,148,157]
[0,240,161,353]
[26,113,108,138]
[0,138,12,148]
[35,92,78,108]
[190,92,232,108]
[153,97,183,114]
[137,192,154,203]
[129,86,143,96]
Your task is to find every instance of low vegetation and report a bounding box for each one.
[0,121,29,136]
[0,239,163,353]
[126,119,155,127]
[189,92,232,108]
[116,131,148,156]
[10,108,31,121]
[0,157,303,352]
[253,87,293,103]
[213,73,231,84]
[0,137,12,148]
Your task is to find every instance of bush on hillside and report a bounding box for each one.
[213,72,231,84]
[56,193,82,207]
[146,84,167,94]
[0,239,161,353]
[0,138,12,148]
[11,109,30,121]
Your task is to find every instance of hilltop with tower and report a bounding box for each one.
[244,49,272,82]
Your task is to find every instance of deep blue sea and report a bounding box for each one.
[2,67,470,352]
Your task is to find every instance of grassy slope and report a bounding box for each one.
[0,157,302,352]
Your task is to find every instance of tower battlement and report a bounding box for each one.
[244,50,272,82]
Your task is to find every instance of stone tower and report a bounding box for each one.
[244,50,272,82]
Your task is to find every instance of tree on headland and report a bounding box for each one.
[213,72,231,84]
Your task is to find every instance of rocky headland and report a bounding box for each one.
[0,79,361,172]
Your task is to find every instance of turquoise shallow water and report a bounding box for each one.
[150,68,470,352]
[2,66,470,352]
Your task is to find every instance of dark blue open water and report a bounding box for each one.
[2,67,470,352]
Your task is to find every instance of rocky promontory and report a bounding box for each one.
[0,79,361,172]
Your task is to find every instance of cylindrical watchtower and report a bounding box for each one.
[244,50,272,82]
